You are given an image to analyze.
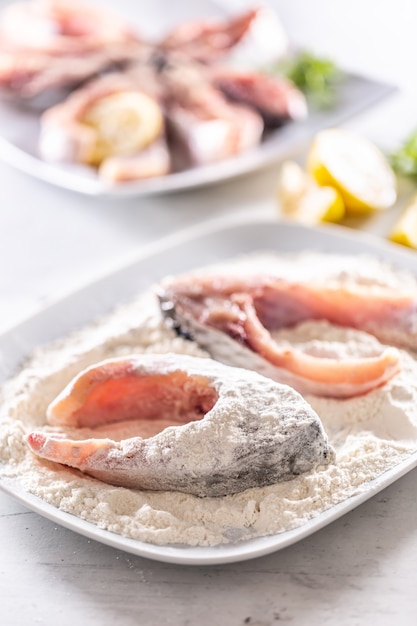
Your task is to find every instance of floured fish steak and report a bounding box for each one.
[157,254,417,398]
[26,353,334,497]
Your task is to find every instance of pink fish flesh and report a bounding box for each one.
[161,8,259,64]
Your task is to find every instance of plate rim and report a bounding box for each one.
[2,211,417,336]
[2,449,417,565]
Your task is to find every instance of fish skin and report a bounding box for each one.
[26,353,334,497]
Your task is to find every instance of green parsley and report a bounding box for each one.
[390,130,417,178]
[269,51,342,108]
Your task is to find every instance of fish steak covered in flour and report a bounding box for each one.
[26,354,334,497]
[158,253,417,398]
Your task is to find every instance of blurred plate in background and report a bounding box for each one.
[0,0,395,197]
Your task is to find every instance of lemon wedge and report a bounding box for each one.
[389,194,417,248]
[307,128,397,213]
[277,160,345,224]
[82,91,164,166]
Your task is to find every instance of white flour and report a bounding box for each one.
[1,254,417,547]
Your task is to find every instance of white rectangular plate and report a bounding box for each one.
[1,215,417,565]
[0,0,395,197]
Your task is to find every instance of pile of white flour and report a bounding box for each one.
[1,253,417,547]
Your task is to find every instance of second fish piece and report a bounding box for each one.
[157,256,417,398]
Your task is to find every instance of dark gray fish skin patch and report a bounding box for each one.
[88,414,334,498]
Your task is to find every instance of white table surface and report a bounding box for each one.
[2,1,417,624]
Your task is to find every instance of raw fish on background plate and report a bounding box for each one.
[0,0,394,196]
[0,0,144,100]
[0,0,307,182]
[38,72,171,182]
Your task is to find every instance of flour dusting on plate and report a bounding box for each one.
[1,254,417,547]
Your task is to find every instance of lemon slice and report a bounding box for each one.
[82,91,163,166]
[307,128,397,212]
[277,160,345,224]
[389,195,417,248]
